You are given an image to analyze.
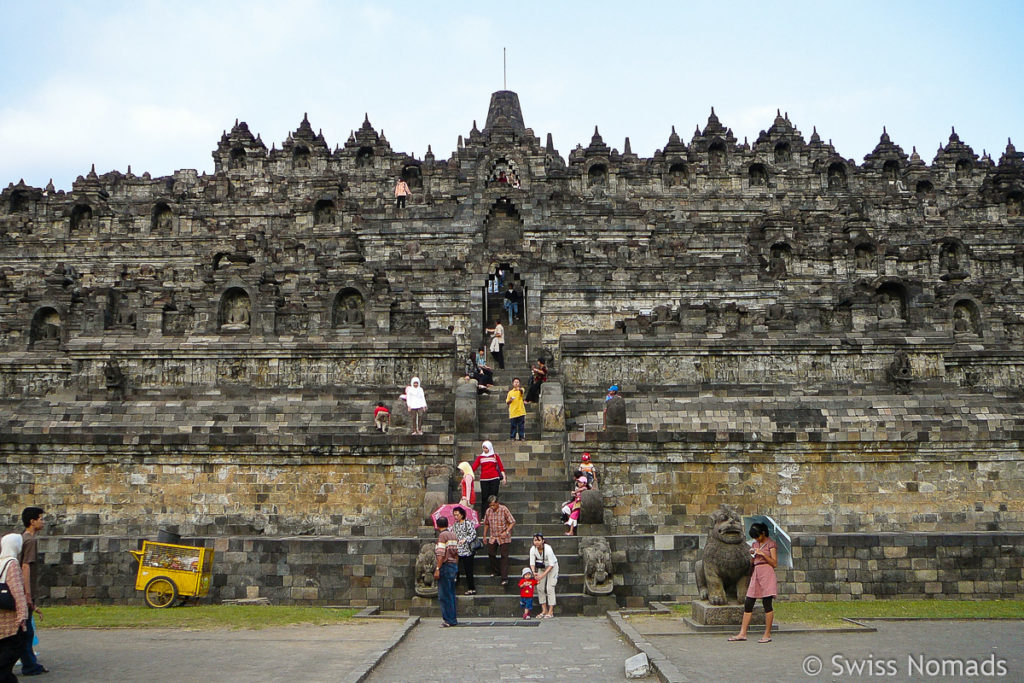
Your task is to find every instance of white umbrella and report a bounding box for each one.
[742,514,793,569]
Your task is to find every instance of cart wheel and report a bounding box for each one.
[144,577,178,608]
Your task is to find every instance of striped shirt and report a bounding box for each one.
[435,529,459,565]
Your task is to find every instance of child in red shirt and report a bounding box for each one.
[519,567,537,619]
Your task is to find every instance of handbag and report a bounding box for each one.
[0,559,16,611]
[470,537,484,553]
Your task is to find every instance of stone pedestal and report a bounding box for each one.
[579,487,603,524]
[690,599,764,626]
[540,381,564,432]
[454,381,478,434]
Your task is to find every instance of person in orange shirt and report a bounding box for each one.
[394,178,411,209]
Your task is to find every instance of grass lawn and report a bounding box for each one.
[672,600,1024,627]
[42,605,360,630]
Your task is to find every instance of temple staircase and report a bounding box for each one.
[410,326,617,617]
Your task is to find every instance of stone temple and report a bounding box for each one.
[1,91,1022,610]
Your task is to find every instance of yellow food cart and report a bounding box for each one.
[129,540,215,608]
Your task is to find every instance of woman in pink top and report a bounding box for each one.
[728,522,778,643]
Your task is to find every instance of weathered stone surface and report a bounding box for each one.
[24,532,1024,608]
[691,599,765,626]
[579,487,604,525]
[695,506,752,605]
[624,653,651,679]
[539,380,564,432]
[454,380,478,434]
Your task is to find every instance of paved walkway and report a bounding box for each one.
[27,616,1022,682]
[31,619,408,683]
[628,616,1024,682]
[367,617,638,682]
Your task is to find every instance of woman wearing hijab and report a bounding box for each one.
[403,376,428,435]
[471,441,506,519]
[0,533,29,682]
[457,461,476,507]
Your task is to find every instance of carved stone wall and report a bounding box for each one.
[569,440,1024,535]
[0,444,451,537]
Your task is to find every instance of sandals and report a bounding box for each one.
[727,636,747,642]
[758,637,772,643]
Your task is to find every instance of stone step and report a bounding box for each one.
[488,488,575,501]
[487,482,571,494]
[500,469,567,481]
[457,573,587,594]
[457,443,563,457]
[410,592,618,618]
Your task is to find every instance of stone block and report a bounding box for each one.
[540,381,565,432]
[454,382,478,434]
[691,599,764,625]
[624,653,650,679]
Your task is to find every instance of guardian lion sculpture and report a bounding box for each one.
[579,536,614,595]
[413,542,438,597]
[694,505,751,605]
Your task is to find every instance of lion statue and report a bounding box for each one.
[579,536,614,595]
[694,505,751,605]
[413,542,438,597]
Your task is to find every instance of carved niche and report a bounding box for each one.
[667,162,687,187]
[767,243,791,278]
[774,142,791,164]
[827,162,847,189]
[229,146,246,170]
[313,199,335,226]
[748,163,768,187]
[876,283,907,322]
[952,300,981,336]
[70,204,93,232]
[105,289,137,331]
[152,203,174,232]
[587,163,608,188]
[219,287,251,332]
[854,243,875,270]
[293,145,310,170]
[29,307,61,349]
[332,288,365,329]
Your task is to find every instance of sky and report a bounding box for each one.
[1,0,1022,190]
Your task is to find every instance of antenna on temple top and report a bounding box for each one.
[503,47,507,90]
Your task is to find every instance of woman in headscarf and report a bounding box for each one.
[0,533,29,682]
[451,506,477,596]
[403,376,428,435]
[471,440,506,519]
[457,461,476,507]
